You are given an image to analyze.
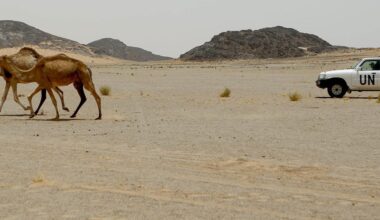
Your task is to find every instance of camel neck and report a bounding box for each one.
[3,62,37,83]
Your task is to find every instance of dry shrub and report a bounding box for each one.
[288,92,301,102]
[32,174,45,184]
[220,88,231,98]
[100,86,111,96]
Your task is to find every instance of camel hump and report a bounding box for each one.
[18,47,42,59]
[8,48,42,70]
[44,54,77,62]
[42,55,86,68]
[38,55,87,72]
[57,53,68,57]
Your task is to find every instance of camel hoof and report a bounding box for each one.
[29,114,35,119]
[25,106,32,111]
[51,116,59,121]
[70,114,76,118]
[63,107,70,112]
[95,116,102,120]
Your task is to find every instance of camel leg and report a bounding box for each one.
[71,82,87,118]
[0,82,11,112]
[84,82,102,120]
[34,89,47,115]
[53,87,69,112]
[11,83,30,111]
[46,88,59,120]
[34,88,68,115]
[28,86,43,118]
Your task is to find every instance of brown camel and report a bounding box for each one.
[0,54,102,120]
[0,47,68,114]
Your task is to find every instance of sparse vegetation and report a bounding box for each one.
[100,86,111,96]
[288,92,302,101]
[220,88,231,98]
[32,174,45,184]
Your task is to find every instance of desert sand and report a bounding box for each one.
[0,48,379,219]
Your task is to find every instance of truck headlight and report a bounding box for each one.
[319,74,326,80]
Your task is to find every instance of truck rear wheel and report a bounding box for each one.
[328,82,347,98]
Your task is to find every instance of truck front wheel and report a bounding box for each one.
[328,82,347,98]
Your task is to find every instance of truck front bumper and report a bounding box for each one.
[316,79,328,89]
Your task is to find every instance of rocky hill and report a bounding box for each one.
[88,38,171,61]
[0,20,170,61]
[0,20,94,56]
[180,26,342,61]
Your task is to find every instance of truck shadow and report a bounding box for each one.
[315,96,377,100]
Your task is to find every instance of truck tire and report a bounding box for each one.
[328,82,347,98]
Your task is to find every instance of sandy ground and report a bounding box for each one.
[0,50,379,219]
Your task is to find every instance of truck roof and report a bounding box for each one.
[363,57,380,60]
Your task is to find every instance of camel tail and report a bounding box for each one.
[87,67,93,80]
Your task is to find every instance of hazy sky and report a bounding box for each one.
[1,0,380,57]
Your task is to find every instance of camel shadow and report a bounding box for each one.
[0,114,31,117]
[8,116,91,121]
[0,113,97,121]
[27,118,89,122]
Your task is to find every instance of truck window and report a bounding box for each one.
[360,60,380,71]
[374,61,380,70]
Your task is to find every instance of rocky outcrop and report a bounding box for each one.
[180,26,342,61]
[0,20,94,56]
[0,20,171,61]
[88,38,171,61]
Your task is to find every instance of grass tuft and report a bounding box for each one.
[100,86,111,96]
[32,174,45,184]
[220,88,231,98]
[288,92,302,102]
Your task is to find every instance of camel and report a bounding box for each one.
[0,54,102,120]
[0,47,68,114]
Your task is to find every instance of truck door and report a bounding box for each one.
[353,60,380,90]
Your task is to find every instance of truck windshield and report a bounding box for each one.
[351,61,361,69]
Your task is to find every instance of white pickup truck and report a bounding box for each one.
[316,58,380,98]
